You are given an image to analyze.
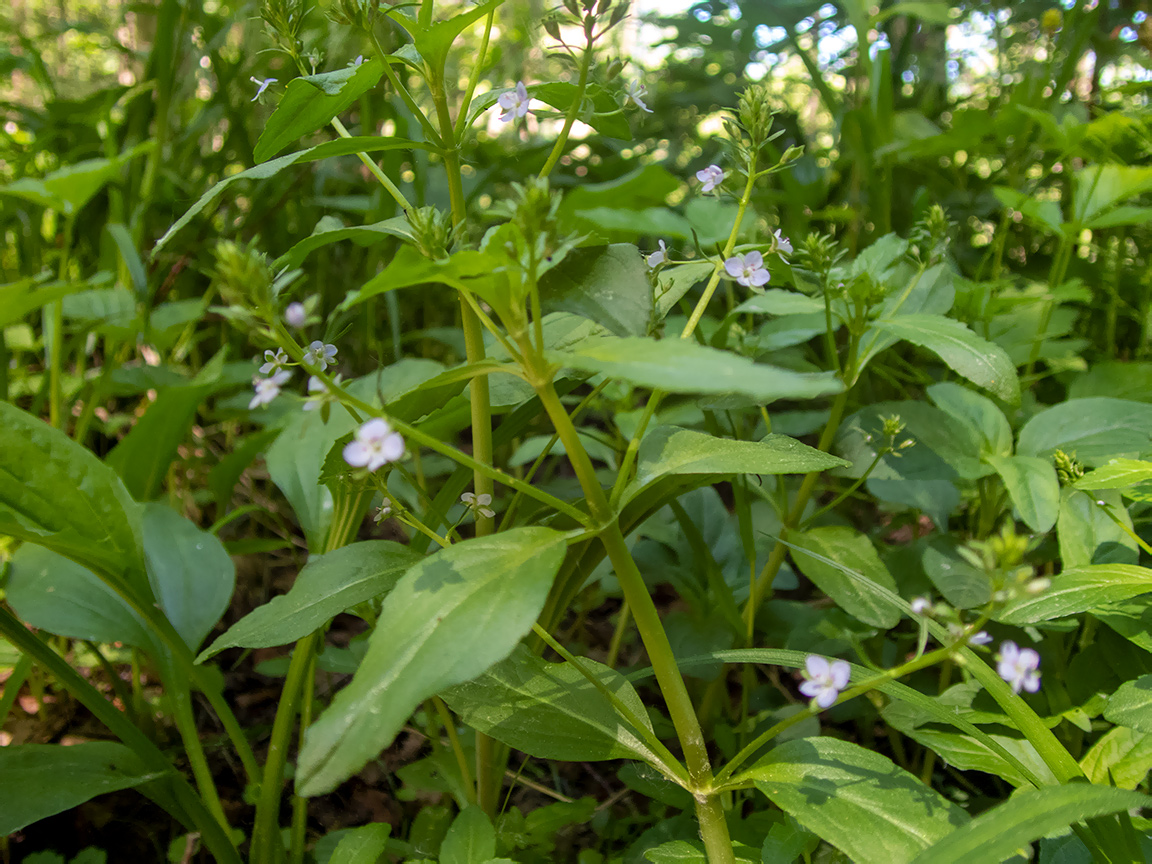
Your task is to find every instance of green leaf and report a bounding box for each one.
[537,244,652,338]
[296,528,569,796]
[413,0,501,78]
[198,540,421,661]
[788,527,904,628]
[867,314,1020,403]
[0,278,88,328]
[254,60,386,162]
[927,381,1012,459]
[105,383,214,500]
[993,186,1065,236]
[996,564,1152,625]
[907,786,1150,864]
[921,539,992,609]
[642,839,760,863]
[1057,489,1138,568]
[734,289,827,317]
[440,807,496,864]
[622,426,848,506]
[530,82,632,141]
[548,337,843,403]
[0,743,164,835]
[1017,398,1152,467]
[984,455,1060,533]
[442,645,659,763]
[748,737,969,864]
[274,215,413,271]
[1079,726,1152,789]
[0,401,146,598]
[1076,458,1152,493]
[341,245,503,310]
[154,137,430,254]
[327,823,391,864]
[1105,675,1152,733]
[1072,164,1152,227]
[265,403,360,551]
[106,223,147,298]
[0,154,142,216]
[142,504,234,651]
[6,546,154,649]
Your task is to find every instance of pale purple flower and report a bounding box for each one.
[969,630,993,646]
[498,81,531,122]
[647,240,667,268]
[373,503,392,524]
[625,80,652,113]
[348,54,365,68]
[285,302,307,328]
[696,164,725,193]
[250,369,291,409]
[303,340,338,371]
[910,596,932,616]
[343,418,405,471]
[997,641,1041,694]
[773,229,793,257]
[303,374,341,411]
[724,251,770,288]
[799,655,850,709]
[259,348,288,375]
[250,77,277,101]
[461,492,495,519]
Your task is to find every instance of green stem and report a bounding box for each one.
[1025,236,1072,380]
[289,648,318,864]
[538,33,594,180]
[453,10,496,142]
[366,29,444,146]
[48,215,74,429]
[170,683,231,833]
[0,605,242,864]
[433,696,476,804]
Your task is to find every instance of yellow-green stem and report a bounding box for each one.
[538,38,593,180]
[48,215,74,429]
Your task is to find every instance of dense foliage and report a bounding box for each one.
[2,1,1152,863]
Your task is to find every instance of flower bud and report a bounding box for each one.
[211,238,273,309]
[406,206,455,261]
[1052,449,1084,486]
[738,83,775,146]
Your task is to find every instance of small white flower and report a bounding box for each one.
[303,340,338,371]
[910,596,932,616]
[250,369,291,410]
[696,164,725,193]
[302,374,341,411]
[250,76,277,101]
[285,302,307,328]
[343,418,406,472]
[373,503,392,524]
[461,491,495,519]
[997,641,1041,694]
[724,251,770,289]
[349,54,365,67]
[259,348,288,375]
[498,81,531,122]
[773,228,793,257]
[969,630,993,646]
[625,80,653,113]
[647,240,667,268]
[799,655,850,709]
[1027,577,1051,595]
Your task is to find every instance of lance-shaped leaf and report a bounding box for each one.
[908,785,1149,864]
[788,527,903,628]
[254,60,386,162]
[199,540,421,661]
[0,743,165,835]
[995,563,1152,625]
[442,645,661,764]
[548,337,843,403]
[274,215,413,270]
[865,314,1019,403]
[296,528,569,796]
[748,737,969,864]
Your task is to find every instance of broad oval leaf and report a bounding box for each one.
[867,314,1020,403]
[1017,398,1152,467]
[1104,675,1152,733]
[328,823,391,864]
[995,563,1152,625]
[296,528,569,796]
[440,806,496,864]
[0,742,164,835]
[788,527,904,628]
[548,337,843,403]
[0,401,146,598]
[748,737,969,864]
[143,504,235,651]
[199,540,422,662]
[254,60,386,162]
[984,454,1059,534]
[442,644,660,764]
[538,244,652,338]
[1079,726,1152,789]
[6,545,154,649]
[907,785,1150,864]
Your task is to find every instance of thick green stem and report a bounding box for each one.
[48,215,74,429]
[169,683,231,833]
[289,649,318,864]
